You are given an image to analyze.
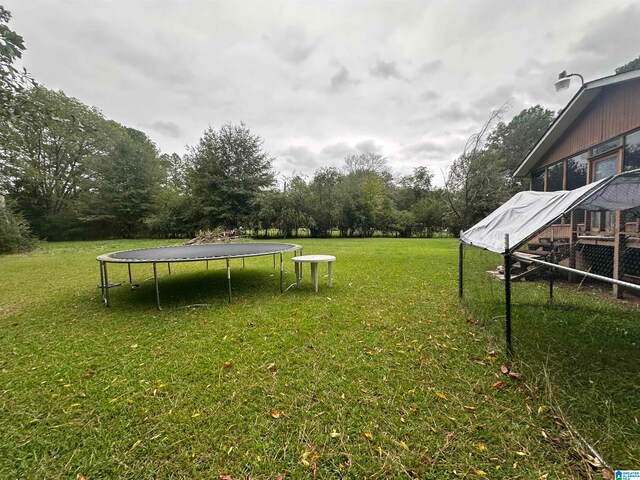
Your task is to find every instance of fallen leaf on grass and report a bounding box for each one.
[222,361,233,369]
[485,351,498,362]
[463,405,476,412]
[399,440,409,450]
[500,364,510,375]
[130,344,138,349]
[127,439,141,453]
[475,470,487,476]
[436,392,448,400]
[267,363,277,372]
[269,409,280,419]
[219,475,233,480]
[84,368,95,378]
[330,429,341,438]
[474,443,486,452]
[360,431,373,440]
[491,381,505,389]
[508,371,524,379]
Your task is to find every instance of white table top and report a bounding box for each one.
[291,255,336,262]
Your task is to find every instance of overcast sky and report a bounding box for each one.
[6,0,640,183]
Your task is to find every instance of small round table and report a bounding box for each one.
[291,255,336,292]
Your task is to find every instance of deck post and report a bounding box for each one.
[568,210,578,281]
[504,234,512,357]
[613,210,624,299]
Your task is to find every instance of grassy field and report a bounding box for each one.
[0,238,637,478]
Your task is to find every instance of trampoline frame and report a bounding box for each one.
[96,242,303,310]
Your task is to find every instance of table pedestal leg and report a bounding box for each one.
[311,262,318,292]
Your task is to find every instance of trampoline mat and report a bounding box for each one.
[99,242,300,263]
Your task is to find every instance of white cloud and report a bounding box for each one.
[5,0,638,181]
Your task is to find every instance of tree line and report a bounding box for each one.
[0,5,556,251]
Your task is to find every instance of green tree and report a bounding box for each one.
[615,55,640,74]
[0,6,32,120]
[445,106,510,233]
[0,86,107,238]
[186,123,275,229]
[82,123,163,238]
[394,166,434,210]
[487,105,555,173]
[307,167,341,237]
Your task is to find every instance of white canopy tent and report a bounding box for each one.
[460,169,640,254]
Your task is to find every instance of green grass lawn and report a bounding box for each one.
[0,238,637,478]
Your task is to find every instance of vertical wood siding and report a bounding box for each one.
[536,79,640,169]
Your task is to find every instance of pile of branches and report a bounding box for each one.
[185,228,245,245]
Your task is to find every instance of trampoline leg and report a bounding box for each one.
[99,261,105,305]
[206,260,209,270]
[328,261,333,287]
[128,263,132,284]
[273,254,276,270]
[103,262,110,307]
[153,262,161,310]
[167,262,171,275]
[242,257,245,269]
[279,253,283,293]
[549,270,554,306]
[226,258,232,303]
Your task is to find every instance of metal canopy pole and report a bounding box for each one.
[458,232,464,298]
[504,234,512,357]
[226,258,232,303]
[279,253,283,293]
[153,262,161,310]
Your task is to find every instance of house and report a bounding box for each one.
[513,69,640,297]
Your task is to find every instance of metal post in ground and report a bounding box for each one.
[458,232,464,298]
[504,234,512,357]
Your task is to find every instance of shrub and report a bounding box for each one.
[0,201,35,254]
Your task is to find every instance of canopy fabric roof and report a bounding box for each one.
[461,170,640,254]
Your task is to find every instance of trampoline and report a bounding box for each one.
[96,242,302,309]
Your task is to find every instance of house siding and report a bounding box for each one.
[536,79,640,170]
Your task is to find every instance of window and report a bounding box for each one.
[531,169,544,191]
[624,130,640,171]
[593,155,617,181]
[546,162,563,191]
[566,153,588,190]
[591,154,618,231]
[590,137,622,157]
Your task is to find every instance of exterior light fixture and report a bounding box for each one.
[554,70,585,92]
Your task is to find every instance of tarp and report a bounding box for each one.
[460,169,640,254]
